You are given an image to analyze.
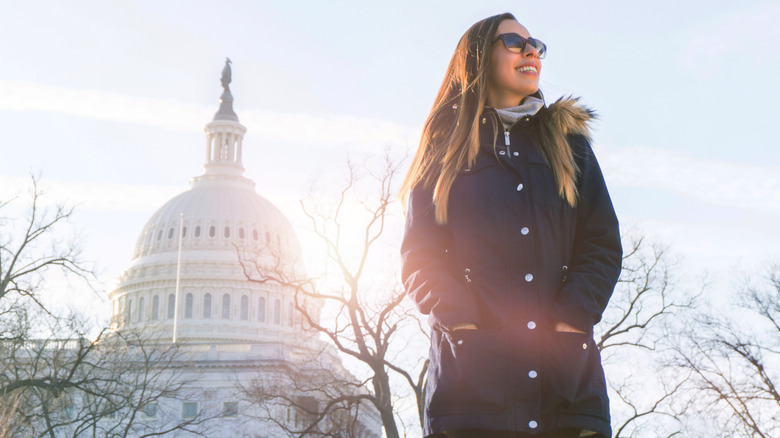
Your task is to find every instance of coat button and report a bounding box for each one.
[528,370,537,378]
[482,117,487,124]
[521,227,529,235]
[525,273,533,282]
[457,339,463,345]
[516,183,524,191]
[499,150,506,156]
[527,321,536,330]
[513,151,519,156]
[529,420,538,429]
[583,343,588,350]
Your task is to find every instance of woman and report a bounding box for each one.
[400,13,622,438]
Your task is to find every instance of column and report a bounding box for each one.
[236,136,243,164]
[228,131,235,162]
[206,133,212,164]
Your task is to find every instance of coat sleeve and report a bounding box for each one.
[550,135,622,332]
[401,185,481,331]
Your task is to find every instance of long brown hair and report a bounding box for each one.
[399,13,579,224]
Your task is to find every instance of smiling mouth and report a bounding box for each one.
[516,65,538,73]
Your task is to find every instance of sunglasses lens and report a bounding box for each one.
[503,35,525,53]
[528,38,547,58]
[500,34,547,58]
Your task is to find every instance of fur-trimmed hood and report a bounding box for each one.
[545,96,597,142]
[404,94,621,438]
[479,95,597,208]
[481,95,597,143]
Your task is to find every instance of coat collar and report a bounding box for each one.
[477,96,596,173]
[479,95,596,146]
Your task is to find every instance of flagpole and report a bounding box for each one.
[172,213,184,344]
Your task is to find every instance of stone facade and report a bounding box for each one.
[103,62,381,437]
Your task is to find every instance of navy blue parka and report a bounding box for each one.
[401,99,622,437]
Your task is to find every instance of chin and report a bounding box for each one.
[515,88,538,100]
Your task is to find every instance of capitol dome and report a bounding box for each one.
[132,173,301,263]
[100,61,381,438]
[108,62,315,343]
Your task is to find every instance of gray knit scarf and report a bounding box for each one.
[493,94,545,130]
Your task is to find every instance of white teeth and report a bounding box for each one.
[516,66,537,73]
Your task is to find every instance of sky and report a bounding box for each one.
[1,0,779,316]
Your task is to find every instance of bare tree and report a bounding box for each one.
[0,177,219,437]
[1,311,219,437]
[669,266,780,438]
[239,349,378,438]
[596,232,698,437]
[238,152,429,438]
[0,176,95,313]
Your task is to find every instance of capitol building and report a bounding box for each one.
[105,60,381,437]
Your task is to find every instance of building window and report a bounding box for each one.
[222,402,238,417]
[168,228,174,239]
[265,231,270,244]
[152,295,159,320]
[209,226,216,238]
[222,293,231,319]
[182,226,187,238]
[288,302,293,326]
[274,299,281,325]
[139,297,145,322]
[240,295,248,320]
[224,226,230,238]
[204,293,212,318]
[258,297,265,322]
[143,403,158,418]
[54,394,75,419]
[295,396,318,427]
[168,294,175,319]
[195,226,201,237]
[182,402,197,418]
[185,293,193,319]
[253,229,258,240]
[157,230,163,241]
[126,299,132,324]
[239,227,245,239]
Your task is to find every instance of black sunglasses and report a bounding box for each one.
[493,33,547,59]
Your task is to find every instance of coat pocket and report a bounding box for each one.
[427,329,507,415]
[543,330,606,414]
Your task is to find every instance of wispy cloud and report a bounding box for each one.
[0,79,205,132]
[2,79,777,216]
[681,4,780,72]
[0,79,420,149]
[597,143,780,214]
[0,175,183,212]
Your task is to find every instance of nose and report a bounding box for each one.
[523,44,540,59]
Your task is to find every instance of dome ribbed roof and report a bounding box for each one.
[132,176,301,261]
[108,61,316,343]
